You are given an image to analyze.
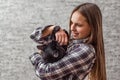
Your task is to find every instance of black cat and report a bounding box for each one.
[30,25,69,63]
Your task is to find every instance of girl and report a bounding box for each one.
[29,3,106,80]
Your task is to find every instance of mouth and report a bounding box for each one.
[72,32,79,36]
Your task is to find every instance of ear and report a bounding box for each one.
[37,45,45,50]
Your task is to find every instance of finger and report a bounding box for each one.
[60,36,64,45]
[58,34,62,44]
[62,34,68,45]
[55,33,59,41]
[64,34,68,45]
[60,34,66,45]
[55,33,62,43]
[60,33,68,45]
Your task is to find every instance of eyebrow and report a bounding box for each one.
[70,19,83,25]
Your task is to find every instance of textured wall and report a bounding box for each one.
[0,0,120,80]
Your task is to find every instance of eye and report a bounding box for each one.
[76,23,83,27]
[71,21,74,26]
[53,52,59,57]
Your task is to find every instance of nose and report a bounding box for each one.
[30,35,35,39]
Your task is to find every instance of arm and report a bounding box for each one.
[42,25,68,45]
[41,25,55,37]
[29,44,96,80]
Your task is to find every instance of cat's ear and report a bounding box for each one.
[37,45,46,50]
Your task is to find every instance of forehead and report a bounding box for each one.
[71,11,86,23]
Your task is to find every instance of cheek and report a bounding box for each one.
[77,27,91,36]
[84,28,91,36]
[77,28,85,34]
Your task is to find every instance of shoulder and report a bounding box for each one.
[68,43,95,55]
[75,43,96,62]
[80,43,95,53]
[78,43,96,58]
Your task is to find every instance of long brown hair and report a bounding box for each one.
[69,3,106,80]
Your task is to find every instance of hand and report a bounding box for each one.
[55,29,68,45]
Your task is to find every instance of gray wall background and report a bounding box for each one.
[0,0,120,80]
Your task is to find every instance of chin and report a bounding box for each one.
[72,36,83,40]
[72,37,79,39]
[72,34,82,39]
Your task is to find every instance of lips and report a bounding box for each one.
[72,32,79,37]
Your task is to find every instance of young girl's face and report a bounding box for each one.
[70,11,91,39]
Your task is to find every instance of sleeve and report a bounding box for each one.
[29,44,96,80]
[29,52,44,69]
